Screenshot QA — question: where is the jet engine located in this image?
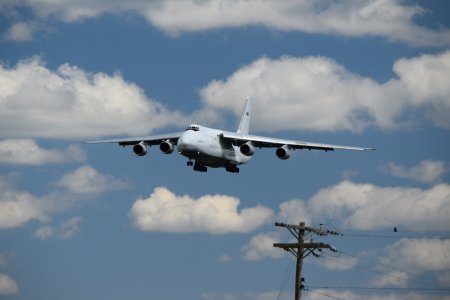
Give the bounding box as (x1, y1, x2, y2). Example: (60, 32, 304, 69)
(160, 140, 174, 154)
(240, 142, 255, 156)
(276, 145, 291, 160)
(133, 141, 147, 156)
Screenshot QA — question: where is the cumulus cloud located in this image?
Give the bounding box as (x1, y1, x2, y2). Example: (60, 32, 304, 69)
(2, 21, 37, 42)
(35, 216, 83, 239)
(0, 139, 85, 165)
(303, 181, 450, 232)
(2, 1, 450, 47)
(382, 238, 450, 275)
(238, 175, 450, 261)
(129, 187, 274, 234)
(34, 225, 54, 239)
(382, 160, 448, 184)
(56, 165, 129, 194)
(204, 290, 449, 300)
(59, 216, 82, 239)
(372, 270, 409, 288)
(241, 232, 284, 261)
(0, 274, 18, 295)
(1, 166, 127, 229)
(199, 51, 450, 132)
(0, 178, 46, 229)
(2, 52, 449, 139)
(322, 255, 359, 271)
(0, 56, 187, 139)
(303, 290, 448, 300)
(371, 238, 450, 289)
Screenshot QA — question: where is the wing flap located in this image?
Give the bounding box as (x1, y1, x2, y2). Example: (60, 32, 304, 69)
(221, 132, 374, 151)
(86, 132, 183, 146)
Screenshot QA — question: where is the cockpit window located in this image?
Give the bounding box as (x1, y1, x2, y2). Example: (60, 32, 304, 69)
(186, 125, 199, 131)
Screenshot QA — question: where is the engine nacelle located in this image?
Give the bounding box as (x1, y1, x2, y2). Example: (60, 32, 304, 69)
(276, 145, 291, 160)
(240, 142, 255, 156)
(133, 141, 147, 156)
(159, 140, 174, 154)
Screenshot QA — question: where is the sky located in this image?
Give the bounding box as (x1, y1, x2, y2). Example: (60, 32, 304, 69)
(0, 0, 450, 299)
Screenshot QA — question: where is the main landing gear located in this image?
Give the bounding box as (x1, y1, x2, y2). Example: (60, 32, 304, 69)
(187, 160, 239, 173)
(226, 165, 240, 173)
(188, 160, 207, 172)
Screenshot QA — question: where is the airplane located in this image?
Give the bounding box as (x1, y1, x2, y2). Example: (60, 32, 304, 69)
(86, 97, 374, 173)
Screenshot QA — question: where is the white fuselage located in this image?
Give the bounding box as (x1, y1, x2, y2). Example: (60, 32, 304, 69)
(177, 124, 251, 168)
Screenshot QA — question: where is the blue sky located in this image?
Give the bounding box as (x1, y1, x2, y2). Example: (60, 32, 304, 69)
(1, 1, 450, 299)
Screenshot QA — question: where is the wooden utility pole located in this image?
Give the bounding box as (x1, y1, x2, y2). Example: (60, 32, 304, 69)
(273, 222, 339, 300)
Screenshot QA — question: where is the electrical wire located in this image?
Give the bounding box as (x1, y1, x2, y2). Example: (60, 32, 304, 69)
(307, 286, 450, 292)
(318, 223, 450, 240)
(336, 250, 441, 289)
(304, 288, 345, 300)
(277, 255, 295, 300)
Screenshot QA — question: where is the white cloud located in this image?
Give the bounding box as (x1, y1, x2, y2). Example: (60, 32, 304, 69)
(218, 254, 231, 262)
(2, 52, 449, 139)
(0, 178, 46, 229)
(129, 187, 274, 234)
(277, 199, 311, 225)
(239, 177, 450, 261)
(370, 238, 450, 289)
(241, 232, 284, 261)
(59, 216, 82, 239)
(56, 165, 129, 194)
(0, 56, 187, 139)
(1, 166, 127, 229)
(322, 255, 359, 271)
(35, 225, 54, 239)
(303, 290, 449, 300)
(202, 293, 237, 300)
(199, 51, 450, 132)
(382, 238, 450, 275)
(382, 160, 448, 184)
(0, 139, 85, 165)
(0, 274, 18, 295)
(202, 292, 292, 300)
(372, 270, 409, 288)
(304, 181, 450, 232)
(142, 0, 450, 47)
(203, 290, 449, 300)
(3, 21, 36, 42)
(35, 216, 82, 239)
(3, 1, 450, 47)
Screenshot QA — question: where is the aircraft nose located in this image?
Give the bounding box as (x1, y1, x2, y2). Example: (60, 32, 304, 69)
(177, 132, 193, 152)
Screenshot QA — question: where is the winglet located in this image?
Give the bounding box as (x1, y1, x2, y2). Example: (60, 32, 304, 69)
(237, 96, 251, 134)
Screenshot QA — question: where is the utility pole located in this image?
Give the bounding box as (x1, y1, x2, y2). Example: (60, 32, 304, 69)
(273, 222, 339, 300)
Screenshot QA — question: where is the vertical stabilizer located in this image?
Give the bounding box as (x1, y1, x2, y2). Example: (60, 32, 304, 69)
(237, 96, 251, 134)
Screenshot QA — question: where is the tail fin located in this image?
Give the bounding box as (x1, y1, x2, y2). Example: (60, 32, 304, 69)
(237, 96, 251, 134)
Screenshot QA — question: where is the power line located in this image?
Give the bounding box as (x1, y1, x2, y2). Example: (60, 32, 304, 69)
(304, 289, 345, 300)
(340, 233, 448, 239)
(277, 255, 295, 300)
(307, 286, 450, 292)
(334, 250, 442, 289)
(315, 224, 448, 290)
(316, 223, 450, 240)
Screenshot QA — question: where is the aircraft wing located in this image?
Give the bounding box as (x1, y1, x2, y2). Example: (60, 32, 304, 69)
(86, 132, 184, 146)
(221, 132, 375, 151)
